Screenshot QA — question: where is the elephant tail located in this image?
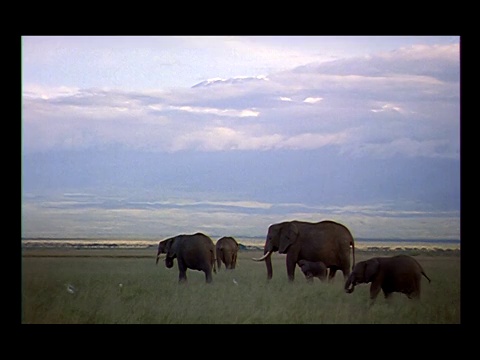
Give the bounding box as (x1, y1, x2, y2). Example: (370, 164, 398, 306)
(351, 238, 356, 271)
(216, 248, 222, 270)
(211, 249, 217, 274)
(415, 258, 431, 283)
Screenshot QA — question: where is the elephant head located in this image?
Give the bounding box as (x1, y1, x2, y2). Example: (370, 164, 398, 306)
(156, 237, 177, 265)
(252, 222, 300, 280)
(344, 258, 379, 293)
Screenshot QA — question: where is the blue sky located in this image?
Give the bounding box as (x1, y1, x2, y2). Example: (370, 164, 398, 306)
(21, 36, 460, 240)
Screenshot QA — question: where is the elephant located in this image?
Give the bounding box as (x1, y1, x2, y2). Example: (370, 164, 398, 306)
(297, 259, 328, 282)
(216, 236, 239, 270)
(156, 232, 217, 283)
(344, 255, 431, 302)
(253, 220, 355, 282)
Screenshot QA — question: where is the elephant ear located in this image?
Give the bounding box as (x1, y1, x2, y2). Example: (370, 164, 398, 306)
(165, 238, 177, 258)
(160, 238, 173, 253)
(364, 258, 380, 283)
(278, 223, 299, 254)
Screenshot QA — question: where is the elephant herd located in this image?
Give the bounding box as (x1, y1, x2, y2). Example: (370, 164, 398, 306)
(156, 220, 431, 302)
(156, 233, 239, 283)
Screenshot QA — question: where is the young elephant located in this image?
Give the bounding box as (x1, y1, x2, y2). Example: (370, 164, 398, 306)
(297, 259, 328, 282)
(216, 236, 239, 270)
(344, 254, 431, 302)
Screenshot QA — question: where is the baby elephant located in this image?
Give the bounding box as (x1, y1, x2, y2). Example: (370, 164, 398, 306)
(344, 254, 431, 302)
(298, 259, 328, 282)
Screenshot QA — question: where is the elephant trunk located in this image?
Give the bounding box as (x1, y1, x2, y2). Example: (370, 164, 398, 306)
(156, 250, 165, 265)
(265, 253, 273, 280)
(345, 274, 355, 293)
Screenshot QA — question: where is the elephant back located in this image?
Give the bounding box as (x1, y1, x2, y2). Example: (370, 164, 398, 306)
(297, 221, 354, 270)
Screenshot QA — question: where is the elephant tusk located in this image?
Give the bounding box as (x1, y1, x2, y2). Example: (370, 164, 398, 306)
(252, 250, 272, 261)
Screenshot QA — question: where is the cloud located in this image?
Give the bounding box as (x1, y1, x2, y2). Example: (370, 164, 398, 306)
(23, 84, 82, 99)
(169, 126, 350, 152)
(21, 41, 460, 241)
(129, 199, 273, 210)
(346, 138, 459, 159)
(172, 105, 259, 117)
(282, 131, 349, 150)
(175, 126, 274, 151)
(370, 103, 403, 113)
(291, 43, 459, 81)
(303, 97, 323, 104)
(22, 43, 459, 159)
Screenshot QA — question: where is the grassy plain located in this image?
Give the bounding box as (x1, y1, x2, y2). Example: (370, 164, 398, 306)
(21, 248, 460, 324)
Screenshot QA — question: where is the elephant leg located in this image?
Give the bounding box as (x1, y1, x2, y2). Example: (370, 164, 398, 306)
(383, 289, 393, 300)
(178, 261, 188, 283)
(328, 268, 338, 283)
(407, 290, 420, 300)
(369, 281, 382, 301)
(178, 270, 187, 283)
(205, 269, 213, 284)
(286, 255, 296, 282)
(411, 280, 421, 299)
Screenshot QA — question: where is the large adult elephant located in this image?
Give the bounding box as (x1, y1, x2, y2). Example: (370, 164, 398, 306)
(253, 220, 355, 282)
(216, 236, 239, 270)
(156, 233, 216, 283)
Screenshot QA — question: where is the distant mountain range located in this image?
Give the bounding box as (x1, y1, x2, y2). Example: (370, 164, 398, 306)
(192, 75, 269, 88)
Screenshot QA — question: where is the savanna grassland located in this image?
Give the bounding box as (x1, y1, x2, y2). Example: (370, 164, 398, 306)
(21, 248, 460, 324)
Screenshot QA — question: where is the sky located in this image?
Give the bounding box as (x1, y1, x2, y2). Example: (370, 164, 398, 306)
(21, 36, 460, 240)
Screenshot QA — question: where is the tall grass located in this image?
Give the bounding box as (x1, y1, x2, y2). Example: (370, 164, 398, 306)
(21, 250, 460, 324)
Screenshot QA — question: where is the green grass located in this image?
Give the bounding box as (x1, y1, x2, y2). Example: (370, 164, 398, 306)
(21, 249, 460, 324)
